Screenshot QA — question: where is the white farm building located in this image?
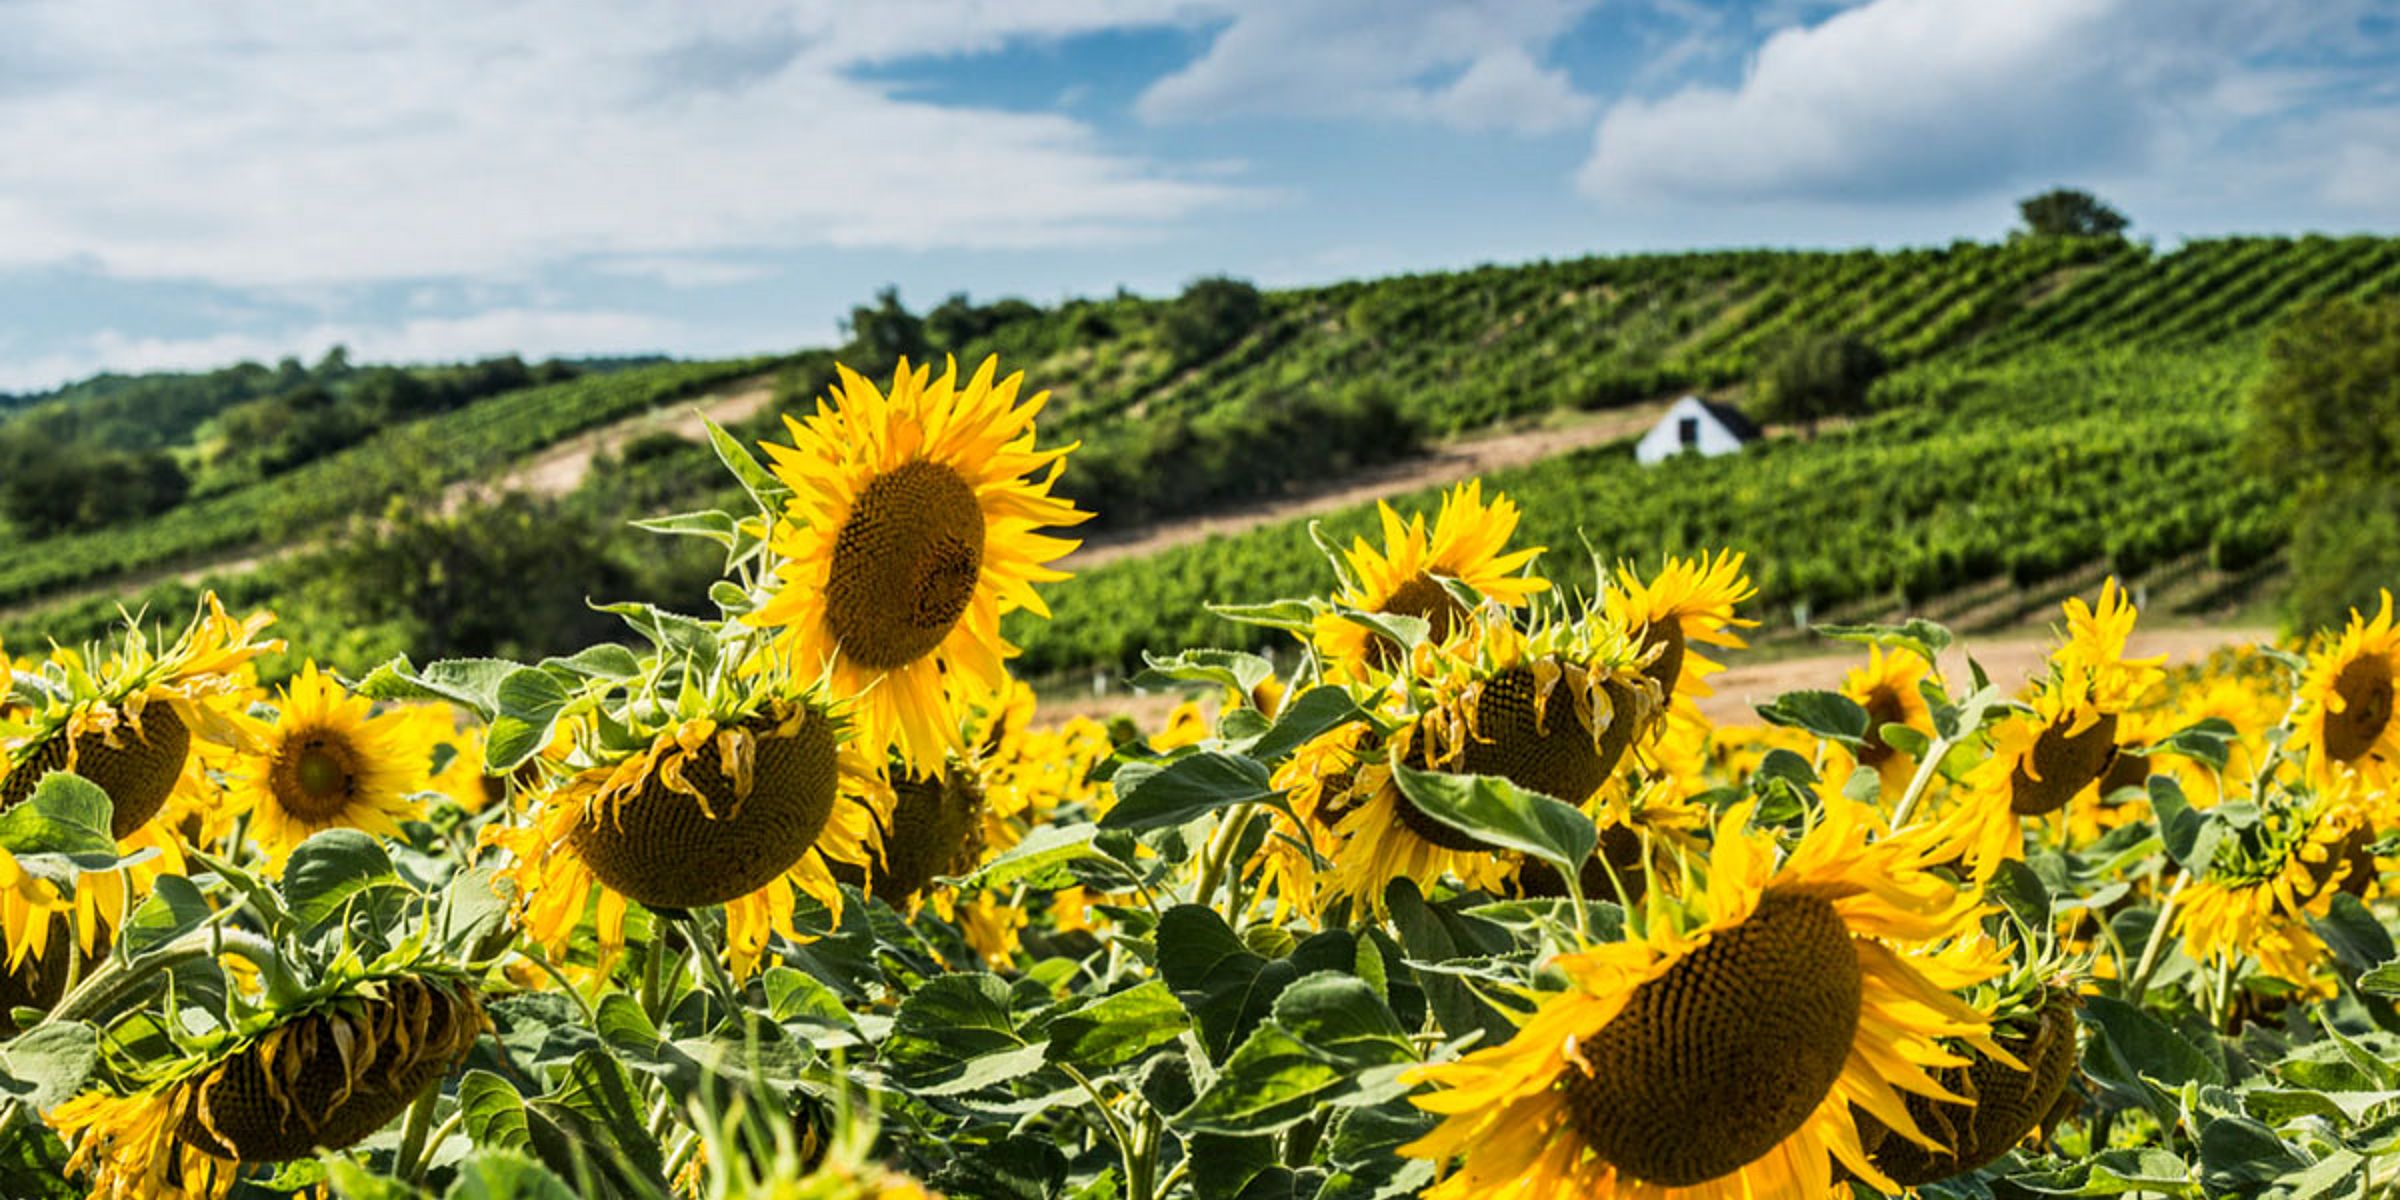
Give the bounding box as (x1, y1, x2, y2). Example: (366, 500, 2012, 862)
(1635, 395, 1762, 465)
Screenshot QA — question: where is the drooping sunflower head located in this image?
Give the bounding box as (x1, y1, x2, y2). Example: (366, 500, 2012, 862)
(1860, 987, 2081, 1187)
(235, 662, 431, 866)
(1604, 550, 1757, 704)
(2177, 788, 2380, 990)
(2296, 590, 2400, 791)
(1405, 802, 2003, 1198)
(1, 594, 277, 840)
(1310, 481, 1548, 680)
(488, 693, 887, 978)
(746, 356, 1090, 772)
(50, 971, 486, 1200)
(862, 758, 988, 911)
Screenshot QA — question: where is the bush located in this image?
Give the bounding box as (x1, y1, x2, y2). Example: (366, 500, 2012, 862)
(1160, 276, 1264, 368)
(2243, 298, 2400, 627)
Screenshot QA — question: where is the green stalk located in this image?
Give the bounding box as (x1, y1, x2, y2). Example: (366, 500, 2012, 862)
(1887, 732, 1954, 831)
(393, 1082, 440, 1187)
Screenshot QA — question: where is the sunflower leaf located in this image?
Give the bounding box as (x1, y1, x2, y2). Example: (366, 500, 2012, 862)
(959, 822, 1108, 891)
(1206, 598, 1321, 636)
(1753, 690, 1870, 747)
(2148, 717, 2237, 772)
(1173, 1023, 1347, 1136)
(1103, 752, 1278, 832)
(701, 413, 790, 516)
(1133, 648, 1274, 697)
(1045, 979, 1190, 1070)
(484, 666, 573, 772)
(0, 772, 117, 861)
(1811, 618, 1954, 665)
(1387, 759, 1596, 879)
(0, 1020, 98, 1112)
(1235, 687, 1362, 766)
(353, 655, 521, 720)
(280, 829, 399, 934)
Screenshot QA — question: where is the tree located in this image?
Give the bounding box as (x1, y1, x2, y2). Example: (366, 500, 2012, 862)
(2244, 297, 2400, 627)
(1751, 331, 1888, 436)
(2017, 188, 2129, 238)
(843, 286, 928, 372)
(1160, 276, 1264, 369)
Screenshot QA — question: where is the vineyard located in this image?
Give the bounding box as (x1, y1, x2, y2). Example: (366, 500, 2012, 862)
(4, 353, 2400, 1200)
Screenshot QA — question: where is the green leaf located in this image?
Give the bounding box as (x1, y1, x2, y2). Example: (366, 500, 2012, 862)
(702, 413, 791, 515)
(589, 602, 719, 668)
(1205, 599, 1320, 636)
(456, 1070, 532, 1150)
(1987, 859, 2053, 929)
(1812, 618, 1953, 665)
(445, 1149, 580, 1200)
(1271, 973, 1413, 1070)
(2150, 717, 2237, 772)
(354, 656, 520, 719)
(484, 666, 573, 772)
(1329, 609, 1429, 661)
(2360, 960, 2400, 996)
(0, 773, 117, 862)
(960, 822, 1110, 891)
(2149, 776, 2222, 873)
(1175, 1023, 1348, 1136)
(629, 509, 740, 549)
(1102, 752, 1278, 832)
(1046, 980, 1191, 1070)
(537, 644, 642, 682)
(1156, 905, 1273, 1059)
(2311, 893, 2397, 973)
(0, 1021, 98, 1111)
(1753, 690, 1870, 747)
(2197, 1116, 2306, 1194)
(1387, 759, 1595, 879)
(1131, 648, 1274, 697)
(279, 829, 398, 933)
(2082, 994, 2224, 1119)
(1238, 687, 1362, 766)
(884, 974, 1042, 1092)
(322, 1161, 416, 1200)
(117, 874, 214, 957)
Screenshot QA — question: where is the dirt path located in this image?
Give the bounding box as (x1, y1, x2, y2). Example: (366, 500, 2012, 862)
(1063, 400, 1671, 569)
(1037, 625, 2277, 731)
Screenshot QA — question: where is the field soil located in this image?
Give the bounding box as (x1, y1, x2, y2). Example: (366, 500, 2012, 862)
(1063, 400, 1671, 569)
(1038, 624, 2275, 731)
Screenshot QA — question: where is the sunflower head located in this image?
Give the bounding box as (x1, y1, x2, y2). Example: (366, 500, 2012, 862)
(1605, 550, 1757, 702)
(1862, 988, 2080, 1186)
(2178, 789, 2379, 987)
(866, 760, 987, 910)
(1, 702, 191, 838)
(746, 356, 1090, 772)
(564, 699, 844, 912)
(1405, 802, 2003, 1198)
(2298, 591, 2400, 790)
(1842, 646, 1934, 787)
(1310, 481, 1547, 681)
(51, 972, 486, 1200)
(238, 662, 431, 864)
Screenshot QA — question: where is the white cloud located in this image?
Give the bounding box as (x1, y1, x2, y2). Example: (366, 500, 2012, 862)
(0, 309, 684, 393)
(1577, 0, 2400, 210)
(1136, 0, 1599, 135)
(0, 2, 1241, 289)
(592, 257, 779, 289)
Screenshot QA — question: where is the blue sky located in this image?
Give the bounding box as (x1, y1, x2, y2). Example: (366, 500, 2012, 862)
(3, 0, 2397, 393)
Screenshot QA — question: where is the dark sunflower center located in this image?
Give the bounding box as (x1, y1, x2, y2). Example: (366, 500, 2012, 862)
(1390, 665, 1608, 852)
(1559, 889, 1861, 1187)
(1370, 573, 1468, 666)
(825, 460, 986, 671)
(2008, 712, 2119, 816)
(1867, 991, 2081, 1186)
(1639, 619, 1688, 699)
(1855, 687, 1909, 768)
(2325, 654, 2395, 765)
(271, 734, 362, 821)
(872, 766, 987, 907)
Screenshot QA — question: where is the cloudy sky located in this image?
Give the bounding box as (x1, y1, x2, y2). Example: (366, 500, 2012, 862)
(4, 0, 2396, 392)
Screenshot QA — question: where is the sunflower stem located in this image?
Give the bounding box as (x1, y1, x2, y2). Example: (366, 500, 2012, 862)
(1887, 732, 1954, 831)
(44, 915, 261, 1028)
(1193, 804, 1256, 922)
(2123, 870, 2188, 1006)
(393, 1080, 441, 1187)
(642, 925, 671, 1022)
(1058, 1061, 1140, 1199)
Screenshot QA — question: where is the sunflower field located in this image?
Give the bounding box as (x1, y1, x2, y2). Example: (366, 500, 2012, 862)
(5, 354, 2400, 1200)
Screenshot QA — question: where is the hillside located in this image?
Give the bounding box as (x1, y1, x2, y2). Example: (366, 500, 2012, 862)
(4, 233, 2393, 673)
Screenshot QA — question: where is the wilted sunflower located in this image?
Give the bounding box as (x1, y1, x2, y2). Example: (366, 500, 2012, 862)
(234, 662, 431, 865)
(2177, 789, 2380, 990)
(489, 695, 887, 977)
(842, 759, 987, 911)
(1857, 987, 2080, 1186)
(49, 972, 486, 1200)
(1605, 551, 1757, 712)
(1405, 801, 2005, 1199)
(748, 356, 1089, 772)
(1311, 481, 1548, 681)
(1837, 646, 1934, 797)
(2296, 591, 2400, 792)
(1324, 620, 1662, 913)
(1, 595, 275, 838)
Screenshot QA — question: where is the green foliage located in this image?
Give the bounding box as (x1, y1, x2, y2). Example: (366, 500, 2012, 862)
(0, 440, 186, 536)
(2243, 298, 2400, 627)
(1160, 276, 1265, 368)
(1751, 329, 1886, 432)
(2018, 187, 2130, 238)
(842, 285, 929, 373)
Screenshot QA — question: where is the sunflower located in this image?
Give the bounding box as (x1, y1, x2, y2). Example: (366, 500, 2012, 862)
(1404, 801, 2004, 1198)
(49, 972, 485, 1200)
(2296, 591, 2400, 792)
(233, 662, 431, 865)
(2177, 789, 2379, 990)
(747, 356, 1089, 772)
(2, 595, 276, 839)
(0, 846, 72, 1035)
(853, 759, 987, 911)
(489, 695, 887, 978)
(1605, 552, 1757, 719)
(1858, 987, 2080, 1186)
(1323, 619, 1663, 913)
(1837, 646, 1934, 797)
(1310, 481, 1548, 681)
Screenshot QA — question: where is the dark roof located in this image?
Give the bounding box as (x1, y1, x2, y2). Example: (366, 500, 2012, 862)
(1696, 399, 1762, 441)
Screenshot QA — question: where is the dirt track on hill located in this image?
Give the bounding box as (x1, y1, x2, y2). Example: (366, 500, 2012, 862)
(1063, 400, 1672, 569)
(1037, 624, 2276, 731)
